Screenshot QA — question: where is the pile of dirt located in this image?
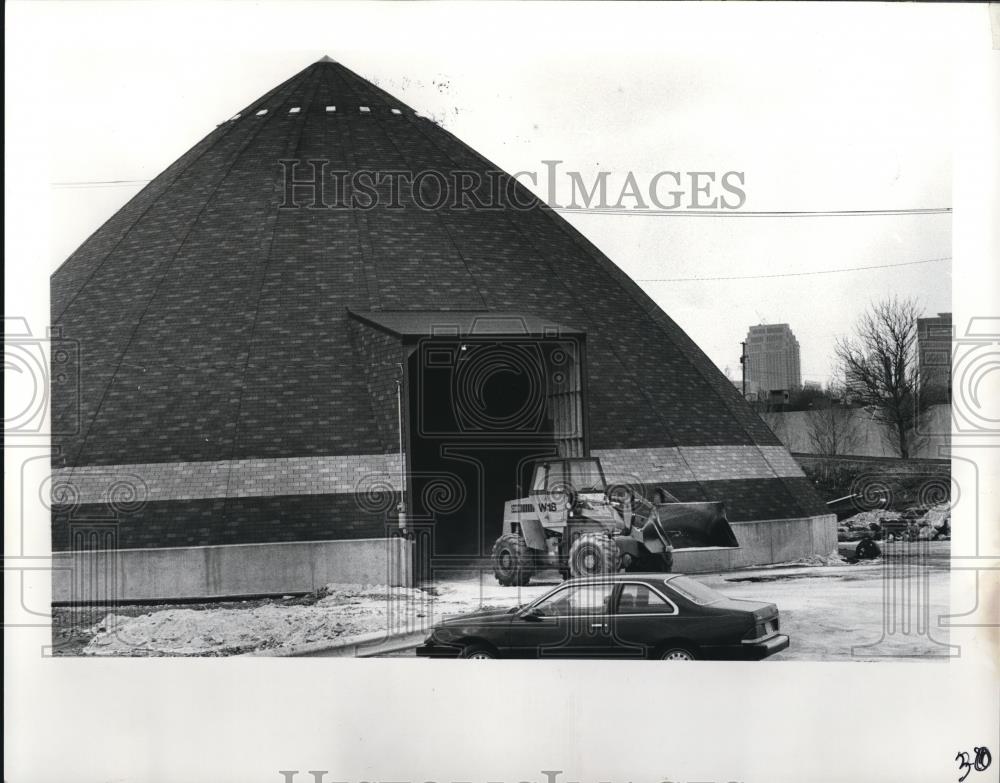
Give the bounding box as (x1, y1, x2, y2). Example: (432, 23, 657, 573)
(85, 605, 358, 656)
(921, 503, 952, 530)
(82, 584, 439, 657)
(79, 579, 528, 657)
(837, 503, 951, 543)
(837, 510, 896, 541)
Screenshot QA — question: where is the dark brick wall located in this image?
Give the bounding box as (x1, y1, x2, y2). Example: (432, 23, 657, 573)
(347, 318, 405, 453)
(51, 477, 826, 552)
(52, 492, 396, 551)
(51, 474, 825, 552)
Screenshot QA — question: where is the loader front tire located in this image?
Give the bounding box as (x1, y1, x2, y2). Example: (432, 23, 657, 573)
(568, 533, 620, 578)
(492, 534, 535, 586)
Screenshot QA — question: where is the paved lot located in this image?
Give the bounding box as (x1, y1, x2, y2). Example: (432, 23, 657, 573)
(378, 542, 952, 661)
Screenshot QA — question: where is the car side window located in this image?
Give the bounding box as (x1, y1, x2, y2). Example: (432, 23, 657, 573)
(616, 583, 675, 614)
(533, 583, 614, 616)
(565, 583, 614, 615)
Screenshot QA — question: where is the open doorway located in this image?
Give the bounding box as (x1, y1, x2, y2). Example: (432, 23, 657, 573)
(407, 336, 584, 557)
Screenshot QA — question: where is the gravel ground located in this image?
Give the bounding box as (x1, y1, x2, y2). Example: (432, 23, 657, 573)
(53, 542, 950, 660)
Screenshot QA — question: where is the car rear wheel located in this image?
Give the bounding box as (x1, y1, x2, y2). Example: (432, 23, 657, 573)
(659, 646, 697, 661)
(568, 533, 619, 578)
(491, 534, 535, 586)
(461, 645, 496, 660)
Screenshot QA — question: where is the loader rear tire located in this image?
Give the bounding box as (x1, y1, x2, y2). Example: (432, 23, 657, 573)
(492, 534, 535, 586)
(568, 533, 620, 578)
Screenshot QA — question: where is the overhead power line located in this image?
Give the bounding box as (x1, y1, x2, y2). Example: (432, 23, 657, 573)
(637, 256, 949, 283)
(51, 179, 152, 189)
(48, 179, 954, 219)
(557, 207, 951, 217)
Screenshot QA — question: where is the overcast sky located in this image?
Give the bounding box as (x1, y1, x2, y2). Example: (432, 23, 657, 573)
(17, 2, 963, 386)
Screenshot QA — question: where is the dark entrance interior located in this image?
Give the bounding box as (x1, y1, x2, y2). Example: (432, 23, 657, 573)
(407, 336, 583, 558)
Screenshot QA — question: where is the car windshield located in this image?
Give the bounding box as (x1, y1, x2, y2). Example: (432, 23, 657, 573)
(666, 576, 724, 605)
(566, 460, 605, 493)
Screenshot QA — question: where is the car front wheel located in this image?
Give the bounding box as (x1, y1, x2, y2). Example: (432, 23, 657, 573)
(659, 646, 697, 661)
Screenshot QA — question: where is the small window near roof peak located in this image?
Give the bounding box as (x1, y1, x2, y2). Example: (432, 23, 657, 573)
(391, 108, 402, 115)
(359, 106, 371, 113)
(326, 105, 336, 113)
(255, 109, 268, 116)
(289, 106, 301, 114)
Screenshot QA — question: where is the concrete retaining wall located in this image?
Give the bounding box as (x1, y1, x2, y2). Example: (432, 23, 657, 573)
(759, 404, 950, 459)
(53, 514, 835, 601)
(52, 537, 413, 604)
(672, 513, 838, 573)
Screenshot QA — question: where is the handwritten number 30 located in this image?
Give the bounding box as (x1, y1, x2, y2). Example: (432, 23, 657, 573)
(956, 747, 992, 782)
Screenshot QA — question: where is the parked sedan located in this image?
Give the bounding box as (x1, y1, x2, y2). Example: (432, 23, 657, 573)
(416, 573, 789, 660)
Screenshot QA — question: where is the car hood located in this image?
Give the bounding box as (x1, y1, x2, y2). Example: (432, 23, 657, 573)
(438, 607, 515, 626)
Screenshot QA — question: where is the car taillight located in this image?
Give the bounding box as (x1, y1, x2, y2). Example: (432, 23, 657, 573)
(743, 622, 766, 641)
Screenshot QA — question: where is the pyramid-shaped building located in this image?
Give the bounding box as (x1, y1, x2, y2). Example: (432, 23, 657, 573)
(51, 58, 835, 586)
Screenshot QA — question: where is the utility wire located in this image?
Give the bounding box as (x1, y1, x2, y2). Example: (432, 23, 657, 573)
(51, 179, 151, 189)
(558, 207, 951, 217)
(637, 256, 949, 282)
(49, 179, 954, 218)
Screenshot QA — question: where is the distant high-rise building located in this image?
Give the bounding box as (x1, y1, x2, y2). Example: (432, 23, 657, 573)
(744, 324, 801, 393)
(917, 312, 952, 399)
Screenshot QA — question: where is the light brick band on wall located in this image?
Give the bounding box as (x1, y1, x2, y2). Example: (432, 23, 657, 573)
(53, 453, 405, 505)
(52, 446, 803, 506)
(593, 446, 805, 484)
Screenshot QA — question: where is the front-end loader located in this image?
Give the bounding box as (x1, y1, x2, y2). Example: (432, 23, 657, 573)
(491, 457, 739, 586)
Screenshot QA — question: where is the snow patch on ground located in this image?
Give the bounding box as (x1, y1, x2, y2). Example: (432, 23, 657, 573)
(751, 551, 847, 568)
(86, 603, 379, 656)
(82, 577, 556, 657)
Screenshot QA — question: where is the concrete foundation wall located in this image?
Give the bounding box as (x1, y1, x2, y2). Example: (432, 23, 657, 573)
(53, 537, 413, 604)
(672, 513, 838, 573)
(53, 515, 835, 601)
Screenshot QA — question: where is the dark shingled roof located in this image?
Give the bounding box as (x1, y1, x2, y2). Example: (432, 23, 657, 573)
(50, 56, 825, 520)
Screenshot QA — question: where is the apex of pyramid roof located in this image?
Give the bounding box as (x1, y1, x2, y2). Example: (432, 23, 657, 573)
(317, 55, 337, 64)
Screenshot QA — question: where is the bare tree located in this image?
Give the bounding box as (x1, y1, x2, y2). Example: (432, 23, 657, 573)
(835, 297, 925, 458)
(759, 411, 792, 449)
(805, 402, 860, 456)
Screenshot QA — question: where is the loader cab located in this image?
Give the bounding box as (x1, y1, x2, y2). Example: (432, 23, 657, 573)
(529, 458, 608, 500)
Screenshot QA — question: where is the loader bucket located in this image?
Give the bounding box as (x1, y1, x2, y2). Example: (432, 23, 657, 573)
(654, 501, 740, 549)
